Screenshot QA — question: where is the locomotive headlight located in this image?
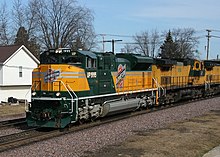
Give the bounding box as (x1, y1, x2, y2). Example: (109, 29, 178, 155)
(32, 92, 36, 96)
(89, 106, 94, 110)
(56, 92, 61, 97)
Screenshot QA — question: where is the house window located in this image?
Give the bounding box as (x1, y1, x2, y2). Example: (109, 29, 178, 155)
(19, 66, 22, 77)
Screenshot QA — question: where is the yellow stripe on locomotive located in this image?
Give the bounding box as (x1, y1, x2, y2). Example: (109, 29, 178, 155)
(32, 64, 90, 92)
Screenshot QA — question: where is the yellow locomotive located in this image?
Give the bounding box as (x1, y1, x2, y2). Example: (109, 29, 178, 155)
(26, 48, 220, 128)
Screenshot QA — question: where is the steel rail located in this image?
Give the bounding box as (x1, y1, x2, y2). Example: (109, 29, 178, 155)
(0, 118, 26, 130)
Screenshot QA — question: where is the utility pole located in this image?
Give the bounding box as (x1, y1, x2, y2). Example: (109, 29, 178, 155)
(100, 34, 106, 52)
(206, 29, 212, 60)
(103, 39, 122, 53)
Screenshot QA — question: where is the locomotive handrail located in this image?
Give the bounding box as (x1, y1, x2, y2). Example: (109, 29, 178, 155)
(205, 81, 211, 90)
(60, 81, 78, 122)
(60, 81, 73, 112)
(152, 77, 166, 96)
(66, 83, 79, 122)
(32, 81, 41, 91)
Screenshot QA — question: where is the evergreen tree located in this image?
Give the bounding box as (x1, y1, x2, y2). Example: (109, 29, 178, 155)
(28, 37, 40, 58)
(14, 27, 29, 45)
(159, 30, 178, 59)
(14, 26, 40, 58)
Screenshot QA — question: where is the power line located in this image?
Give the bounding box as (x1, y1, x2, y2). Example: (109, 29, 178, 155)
(97, 33, 133, 38)
(210, 29, 220, 32)
(97, 33, 207, 40)
(103, 39, 123, 53)
(211, 35, 220, 38)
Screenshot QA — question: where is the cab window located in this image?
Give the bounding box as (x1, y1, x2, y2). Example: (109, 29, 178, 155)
(86, 57, 96, 69)
(195, 63, 200, 69)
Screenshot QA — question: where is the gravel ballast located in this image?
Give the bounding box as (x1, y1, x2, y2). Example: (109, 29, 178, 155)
(0, 114, 26, 137)
(0, 97, 220, 157)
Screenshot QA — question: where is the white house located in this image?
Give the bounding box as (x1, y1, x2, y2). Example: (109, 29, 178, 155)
(0, 45, 40, 103)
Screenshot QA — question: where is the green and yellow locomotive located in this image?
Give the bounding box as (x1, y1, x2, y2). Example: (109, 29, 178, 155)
(26, 48, 156, 128)
(26, 48, 220, 128)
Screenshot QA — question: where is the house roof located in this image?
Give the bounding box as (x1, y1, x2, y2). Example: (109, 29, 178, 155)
(0, 45, 40, 65)
(0, 45, 21, 63)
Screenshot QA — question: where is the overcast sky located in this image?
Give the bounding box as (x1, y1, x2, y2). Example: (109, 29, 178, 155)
(79, 0, 220, 59)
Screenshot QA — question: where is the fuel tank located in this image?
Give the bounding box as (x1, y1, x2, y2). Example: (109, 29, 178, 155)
(101, 98, 140, 117)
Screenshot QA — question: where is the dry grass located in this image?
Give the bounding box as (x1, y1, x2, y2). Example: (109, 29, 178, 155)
(90, 110, 220, 157)
(0, 104, 25, 117)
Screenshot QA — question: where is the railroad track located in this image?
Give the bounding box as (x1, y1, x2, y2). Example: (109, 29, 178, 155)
(0, 127, 47, 152)
(0, 109, 156, 153)
(0, 95, 217, 153)
(0, 118, 26, 130)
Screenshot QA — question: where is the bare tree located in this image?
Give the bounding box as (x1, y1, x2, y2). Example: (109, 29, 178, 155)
(150, 29, 161, 57)
(132, 30, 161, 56)
(27, 0, 95, 50)
(121, 43, 136, 53)
(70, 20, 96, 50)
(12, 0, 24, 28)
(133, 31, 150, 56)
(0, 2, 10, 45)
(12, 0, 38, 43)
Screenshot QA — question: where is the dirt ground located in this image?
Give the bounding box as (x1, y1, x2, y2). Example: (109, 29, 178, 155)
(87, 110, 220, 157)
(0, 103, 25, 117)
